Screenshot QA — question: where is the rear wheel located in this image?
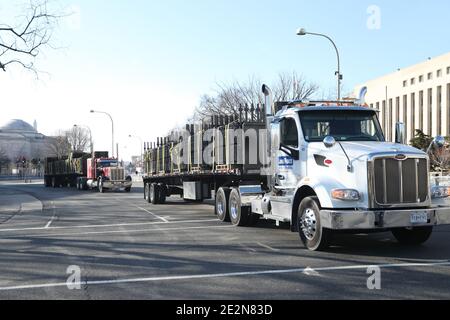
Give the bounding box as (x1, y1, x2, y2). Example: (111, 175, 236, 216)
(144, 183, 148, 200)
(149, 183, 159, 204)
(229, 188, 251, 227)
(215, 188, 231, 222)
(392, 227, 433, 245)
(297, 196, 330, 251)
(158, 184, 166, 204)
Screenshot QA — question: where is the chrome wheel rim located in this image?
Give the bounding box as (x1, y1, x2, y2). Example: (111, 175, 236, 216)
(217, 196, 224, 216)
(230, 198, 238, 220)
(300, 208, 317, 240)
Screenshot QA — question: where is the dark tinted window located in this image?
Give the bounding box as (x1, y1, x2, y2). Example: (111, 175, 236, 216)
(299, 110, 384, 142)
(280, 118, 299, 148)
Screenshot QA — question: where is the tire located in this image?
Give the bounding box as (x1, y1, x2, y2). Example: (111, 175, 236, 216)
(215, 188, 231, 222)
(125, 176, 132, 193)
(158, 184, 166, 204)
(297, 196, 330, 251)
(145, 183, 151, 203)
(144, 183, 148, 200)
(229, 188, 250, 227)
(149, 183, 159, 205)
(98, 178, 105, 193)
(392, 227, 433, 245)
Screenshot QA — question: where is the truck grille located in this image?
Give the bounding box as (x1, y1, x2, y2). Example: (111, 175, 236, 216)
(372, 157, 428, 206)
(110, 168, 124, 181)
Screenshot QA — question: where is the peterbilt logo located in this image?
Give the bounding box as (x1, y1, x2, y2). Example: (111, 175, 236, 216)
(394, 154, 407, 161)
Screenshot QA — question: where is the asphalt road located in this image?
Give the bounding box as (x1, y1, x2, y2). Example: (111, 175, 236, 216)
(0, 180, 449, 300)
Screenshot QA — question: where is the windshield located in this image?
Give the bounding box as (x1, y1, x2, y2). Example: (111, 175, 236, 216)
(97, 160, 118, 168)
(299, 110, 385, 142)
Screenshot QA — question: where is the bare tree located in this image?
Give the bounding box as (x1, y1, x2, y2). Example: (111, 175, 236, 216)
(272, 72, 318, 102)
(0, 0, 60, 75)
(194, 72, 318, 119)
(47, 131, 71, 158)
(65, 126, 91, 153)
(430, 143, 450, 174)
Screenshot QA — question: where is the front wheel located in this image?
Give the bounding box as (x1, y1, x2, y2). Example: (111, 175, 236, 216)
(392, 227, 433, 245)
(98, 178, 105, 193)
(297, 196, 331, 251)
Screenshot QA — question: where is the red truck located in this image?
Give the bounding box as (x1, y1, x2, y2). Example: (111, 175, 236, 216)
(44, 151, 132, 193)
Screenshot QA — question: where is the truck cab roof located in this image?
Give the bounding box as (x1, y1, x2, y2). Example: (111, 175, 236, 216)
(275, 103, 378, 117)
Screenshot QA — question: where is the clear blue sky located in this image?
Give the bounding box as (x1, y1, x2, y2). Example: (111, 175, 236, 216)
(1, 0, 450, 159)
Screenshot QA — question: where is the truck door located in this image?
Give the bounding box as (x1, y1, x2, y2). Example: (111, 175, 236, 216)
(277, 117, 301, 189)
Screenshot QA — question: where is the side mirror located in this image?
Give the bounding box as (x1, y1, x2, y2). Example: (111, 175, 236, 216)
(395, 122, 406, 145)
(323, 136, 336, 148)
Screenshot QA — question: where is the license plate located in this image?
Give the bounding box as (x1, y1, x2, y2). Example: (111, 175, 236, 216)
(411, 212, 428, 224)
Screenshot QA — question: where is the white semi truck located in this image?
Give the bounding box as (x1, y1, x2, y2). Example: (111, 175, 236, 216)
(142, 85, 450, 251)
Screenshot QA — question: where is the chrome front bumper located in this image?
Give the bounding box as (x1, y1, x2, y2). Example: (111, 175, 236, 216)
(103, 180, 132, 190)
(320, 206, 450, 230)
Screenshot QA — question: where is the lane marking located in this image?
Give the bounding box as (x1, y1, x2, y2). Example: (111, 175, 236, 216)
(0, 224, 234, 238)
(44, 202, 57, 229)
(0, 219, 219, 233)
(1, 261, 449, 291)
(302, 267, 322, 277)
(130, 204, 169, 223)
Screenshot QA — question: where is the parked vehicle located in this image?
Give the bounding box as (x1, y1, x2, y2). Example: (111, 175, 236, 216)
(44, 151, 132, 193)
(141, 85, 450, 250)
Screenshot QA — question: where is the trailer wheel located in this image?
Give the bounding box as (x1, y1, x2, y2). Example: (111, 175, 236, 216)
(149, 183, 159, 204)
(144, 183, 148, 200)
(297, 196, 330, 251)
(215, 188, 231, 222)
(158, 184, 166, 204)
(82, 179, 88, 191)
(392, 227, 433, 245)
(229, 188, 250, 227)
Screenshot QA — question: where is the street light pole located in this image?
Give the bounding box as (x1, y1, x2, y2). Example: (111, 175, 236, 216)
(297, 28, 342, 101)
(90, 110, 115, 158)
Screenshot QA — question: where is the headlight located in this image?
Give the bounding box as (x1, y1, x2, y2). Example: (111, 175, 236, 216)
(331, 189, 360, 201)
(431, 186, 450, 199)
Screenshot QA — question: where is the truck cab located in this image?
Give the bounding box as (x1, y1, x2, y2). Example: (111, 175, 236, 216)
(84, 157, 132, 192)
(243, 87, 450, 251)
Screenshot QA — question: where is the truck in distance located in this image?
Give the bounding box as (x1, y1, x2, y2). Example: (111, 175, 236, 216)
(141, 85, 450, 251)
(44, 151, 132, 193)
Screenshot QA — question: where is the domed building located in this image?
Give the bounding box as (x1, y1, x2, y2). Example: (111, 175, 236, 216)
(0, 119, 57, 174)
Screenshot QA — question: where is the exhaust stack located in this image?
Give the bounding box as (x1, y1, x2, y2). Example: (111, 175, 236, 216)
(262, 84, 274, 117)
